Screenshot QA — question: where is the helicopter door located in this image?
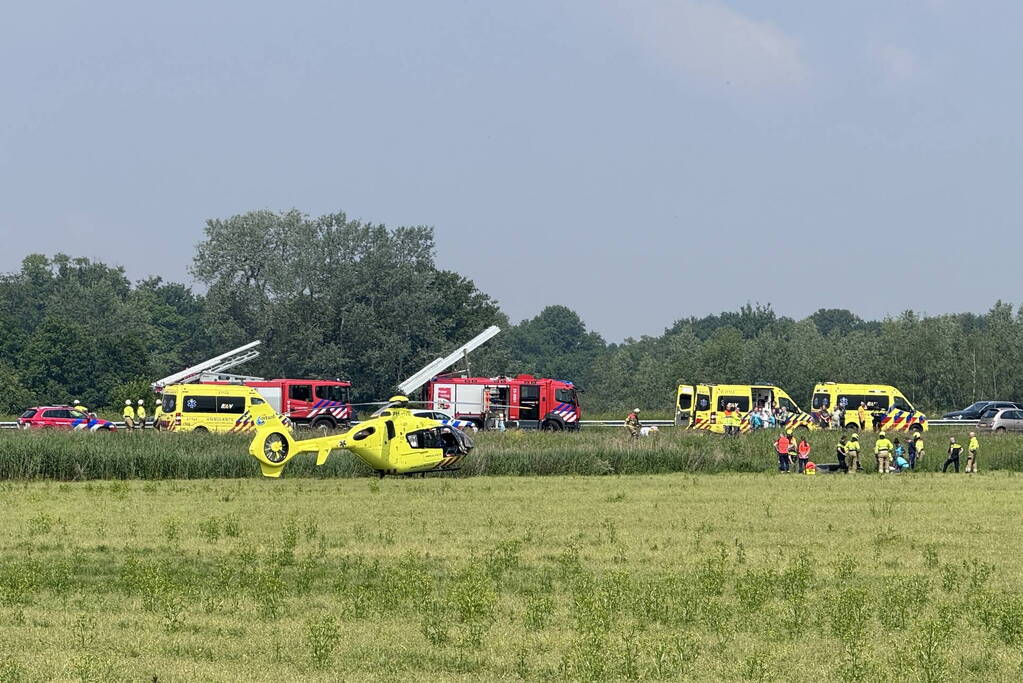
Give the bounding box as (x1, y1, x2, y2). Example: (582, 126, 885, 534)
(518, 385, 541, 429)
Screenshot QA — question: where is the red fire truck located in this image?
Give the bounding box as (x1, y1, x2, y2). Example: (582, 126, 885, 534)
(233, 379, 352, 430)
(421, 374, 580, 430)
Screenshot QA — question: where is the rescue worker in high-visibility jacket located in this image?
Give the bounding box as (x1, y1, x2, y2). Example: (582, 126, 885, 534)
(874, 431, 894, 474)
(857, 403, 869, 432)
(72, 399, 89, 416)
(624, 409, 641, 438)
(966, 431, 980, 474)
(836, 434, 849, 473)
(846, 433, 861, 474)
(774, 432, 791, 472)
(136, 400, 147, 429)
(122, 400, 135, 429)
(722, 404, 736, 436)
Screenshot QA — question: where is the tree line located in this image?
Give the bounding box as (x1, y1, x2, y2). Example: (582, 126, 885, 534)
(1, 209, 1019, 415)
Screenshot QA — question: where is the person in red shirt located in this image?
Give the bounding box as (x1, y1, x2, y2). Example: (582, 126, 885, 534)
(797, 437, 811, 473)
(774, 432, 791, 473)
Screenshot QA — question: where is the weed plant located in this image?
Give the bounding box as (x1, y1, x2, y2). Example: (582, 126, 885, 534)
(2, 425, 1021, 480)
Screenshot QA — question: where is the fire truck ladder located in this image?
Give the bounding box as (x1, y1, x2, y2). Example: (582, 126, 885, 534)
(397, 326, 501, 396)
(151, 341, 264, 391)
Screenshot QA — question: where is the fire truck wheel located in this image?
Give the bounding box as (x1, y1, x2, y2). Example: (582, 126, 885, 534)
(312, 417, 335, 433)
(542, 419, 564, 432)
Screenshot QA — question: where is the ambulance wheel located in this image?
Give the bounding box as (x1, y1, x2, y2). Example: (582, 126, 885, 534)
(193, 426, 209, 434)
(262, 432, 290, 463)
(312, 417, 335, 433)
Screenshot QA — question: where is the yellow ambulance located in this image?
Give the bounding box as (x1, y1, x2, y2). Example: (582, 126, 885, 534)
(810, 382, 928, 432)
(155, 384, 279, 434)
(674, 383, 816, 434)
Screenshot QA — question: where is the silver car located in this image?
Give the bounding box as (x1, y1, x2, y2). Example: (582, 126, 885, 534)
(978, 407, 1023, 432)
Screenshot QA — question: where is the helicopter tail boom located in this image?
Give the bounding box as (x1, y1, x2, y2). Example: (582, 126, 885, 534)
(249, 414, 346, 477)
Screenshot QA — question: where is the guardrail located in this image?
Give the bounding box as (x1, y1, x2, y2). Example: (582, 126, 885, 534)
(580, 419, 980, 428)
(0, 421, 145, 430)
(0, 418, 982, 431)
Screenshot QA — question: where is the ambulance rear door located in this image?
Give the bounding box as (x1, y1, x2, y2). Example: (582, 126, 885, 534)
(676, 384, 696, 426)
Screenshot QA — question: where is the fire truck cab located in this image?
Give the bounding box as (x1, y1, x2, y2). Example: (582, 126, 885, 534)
(422, 375, 580, 431)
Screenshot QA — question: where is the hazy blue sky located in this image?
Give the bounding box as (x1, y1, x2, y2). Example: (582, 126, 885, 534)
(2, 1, 1021, 340)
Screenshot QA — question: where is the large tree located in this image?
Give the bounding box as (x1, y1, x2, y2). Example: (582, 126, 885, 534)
(191, 210, 505, 399)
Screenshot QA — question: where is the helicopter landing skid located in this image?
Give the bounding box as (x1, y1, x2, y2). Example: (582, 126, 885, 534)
(400, 467, 461, 478)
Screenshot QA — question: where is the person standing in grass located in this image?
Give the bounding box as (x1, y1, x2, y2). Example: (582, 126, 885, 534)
(836, 434, 849, 473)
(966, 431, 980, 473)
(846, 433, 861, 473)
(943, 436, 963, 473)
(136, 399, 147, 429)
(122, 400, 135, 429)
(874, 431, 894, 474)
(912, 432, 924, 468)
(774, 431, 790, 472)
(797, 436, 811, 473)
(857, 402, 868, 432)
(624, 409, 641, 438)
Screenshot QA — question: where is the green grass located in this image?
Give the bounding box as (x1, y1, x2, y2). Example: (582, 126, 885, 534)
(2, 473, 1023, 680)
(0, 426, 1016, 480)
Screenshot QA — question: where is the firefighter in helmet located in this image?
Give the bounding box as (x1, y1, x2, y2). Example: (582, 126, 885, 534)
(122, 400, 135, 429)
(625, 409, 641, 438)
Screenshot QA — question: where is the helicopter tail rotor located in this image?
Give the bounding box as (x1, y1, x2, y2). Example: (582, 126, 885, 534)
(249, 414, 299, 477)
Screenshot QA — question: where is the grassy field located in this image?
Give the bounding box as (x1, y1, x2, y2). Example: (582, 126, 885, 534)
(3, 473, 1023, 681)
(0, 425, 1020, 480)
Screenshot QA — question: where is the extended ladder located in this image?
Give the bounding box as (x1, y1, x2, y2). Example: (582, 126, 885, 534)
(151, 341, 263, 391)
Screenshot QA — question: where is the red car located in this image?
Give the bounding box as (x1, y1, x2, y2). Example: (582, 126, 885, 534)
(17, 406, 116, 431)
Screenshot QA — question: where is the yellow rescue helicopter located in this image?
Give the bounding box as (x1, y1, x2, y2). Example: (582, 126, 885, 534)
(248, 395, 474, 478)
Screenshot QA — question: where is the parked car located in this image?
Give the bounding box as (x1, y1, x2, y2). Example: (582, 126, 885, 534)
(943, 401, 1023, 420)
(17, 406, 116, 431)
(978, 407, 1023, 432)
(410, 410, 478, 432)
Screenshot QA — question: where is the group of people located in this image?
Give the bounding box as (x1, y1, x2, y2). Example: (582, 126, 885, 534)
(813, 401, 891, 431)
(121, 400, 148, 429)
(773, 429, 981, 474)
(744, 401, 792, 431)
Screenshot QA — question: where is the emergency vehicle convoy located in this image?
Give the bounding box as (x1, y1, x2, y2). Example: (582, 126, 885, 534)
(208, 379, 352, 430)
(674, 381, 929, 434)
(674, 383, 816, 433)
(418, 374, 580, 431)
(150, 341, 354, 432)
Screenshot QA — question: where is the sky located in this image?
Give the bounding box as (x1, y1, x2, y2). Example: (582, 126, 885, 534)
(2, 0, 1022, 341)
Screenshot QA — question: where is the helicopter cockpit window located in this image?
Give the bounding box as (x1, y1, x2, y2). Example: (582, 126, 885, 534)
(406, 429, 440, 449)
(352, 426, 375, 441)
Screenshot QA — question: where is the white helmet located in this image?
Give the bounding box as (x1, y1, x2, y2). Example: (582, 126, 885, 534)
(125, 400, 131, 406)
(73, 399, 80, 405)
(137, 399, 144, 405)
